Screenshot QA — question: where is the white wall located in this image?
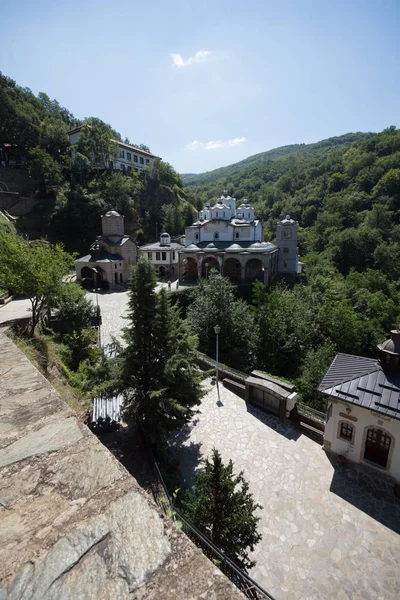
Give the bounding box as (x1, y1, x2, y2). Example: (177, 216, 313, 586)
(325, 399, 400, 482)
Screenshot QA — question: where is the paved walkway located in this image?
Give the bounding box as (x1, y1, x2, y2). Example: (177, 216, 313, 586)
(169, 380, 400, 600)
(86, 280, 180, 347)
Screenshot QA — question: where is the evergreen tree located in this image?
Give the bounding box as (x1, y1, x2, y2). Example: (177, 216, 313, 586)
(123, 259, 204, 442)
(184, 448, 262, 570)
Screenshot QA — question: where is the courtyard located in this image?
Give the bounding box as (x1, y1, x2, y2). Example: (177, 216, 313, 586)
(169, 380, 400, 600)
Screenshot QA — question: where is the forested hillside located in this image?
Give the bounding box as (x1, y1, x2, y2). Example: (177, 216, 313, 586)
(182, 132, 373, 186)
(0, 72, 197, 251)
(182, 127, 400, 408)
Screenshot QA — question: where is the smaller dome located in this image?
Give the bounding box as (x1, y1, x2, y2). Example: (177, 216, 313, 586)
(249, 242, 263, 249)
(205, 243, 217, 249)
(186, 243, 199, 250)
(227, 243, 242, 250)
(105, 210, 121, 217)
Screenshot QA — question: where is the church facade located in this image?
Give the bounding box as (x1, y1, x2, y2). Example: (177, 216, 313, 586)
(75, 211, 137, 289)
(178, 191, 299, 285)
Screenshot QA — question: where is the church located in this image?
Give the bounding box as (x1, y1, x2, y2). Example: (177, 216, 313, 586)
(75, 211, 137, 289)
(178, 190, 299, 284)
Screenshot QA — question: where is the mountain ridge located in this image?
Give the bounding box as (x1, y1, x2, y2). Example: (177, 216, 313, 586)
(181, 132, 375, 187)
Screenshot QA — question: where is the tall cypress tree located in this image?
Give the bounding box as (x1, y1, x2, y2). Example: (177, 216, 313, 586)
(123, 259, 204, 442)
(184, 448, 262, 570)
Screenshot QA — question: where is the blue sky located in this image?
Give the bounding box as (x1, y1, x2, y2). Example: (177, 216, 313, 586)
(1, 0, 399, 174)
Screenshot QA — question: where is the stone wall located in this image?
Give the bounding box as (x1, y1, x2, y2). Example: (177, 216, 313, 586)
(0, 332, 243, 600)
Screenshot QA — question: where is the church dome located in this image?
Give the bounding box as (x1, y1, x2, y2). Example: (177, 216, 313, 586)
(105, 210, 121, 217)
(205, 243, 217, 250)
(249, 242, 263, 249)
(186, 243, 199, 250)
(226, 243, 242, 251)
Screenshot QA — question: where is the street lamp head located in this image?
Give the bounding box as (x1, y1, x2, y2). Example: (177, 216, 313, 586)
(214, 325, 221, 335)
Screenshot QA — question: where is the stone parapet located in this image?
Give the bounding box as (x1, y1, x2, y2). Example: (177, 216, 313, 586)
(0, 332, 243, 600)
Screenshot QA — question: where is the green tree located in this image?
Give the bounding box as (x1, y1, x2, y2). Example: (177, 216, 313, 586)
(52, 282, 95, 334)
(0, 230, 74, 335)
(123, 259, 203, 442)
(296, 343, 336, 411)
(184, 448, 262, 570)
(187, 272, 257, 370)
(28, 146, 63, 190)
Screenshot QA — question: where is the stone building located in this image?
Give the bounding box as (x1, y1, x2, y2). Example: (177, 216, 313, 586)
(320, 329, 400, 482)
(75, 211, 137, 288)
(178, 190, 299, 284)
(139, 232, 183, 278)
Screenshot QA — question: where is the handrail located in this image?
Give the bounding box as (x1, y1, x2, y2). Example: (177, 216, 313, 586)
(138, 421, 275, 600)
(296, 402, 326, 423)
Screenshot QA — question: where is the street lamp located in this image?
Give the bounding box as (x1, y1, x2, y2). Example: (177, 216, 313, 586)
(214, 325, 221, 388)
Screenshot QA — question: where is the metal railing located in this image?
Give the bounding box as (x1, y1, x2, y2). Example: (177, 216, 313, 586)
(138, 422, 275, 600)
(296, 402, 326, 424)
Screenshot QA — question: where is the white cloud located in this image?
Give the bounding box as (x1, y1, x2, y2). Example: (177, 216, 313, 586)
(171, 50, 211, 68)
(186, 137, 247, 151)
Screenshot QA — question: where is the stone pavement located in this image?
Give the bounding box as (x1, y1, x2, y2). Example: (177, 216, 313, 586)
(85, 280, 180, 347)
(169, 379, 400, 600)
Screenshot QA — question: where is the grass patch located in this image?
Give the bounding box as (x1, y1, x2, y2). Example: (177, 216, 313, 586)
(6, 329, 91, 417)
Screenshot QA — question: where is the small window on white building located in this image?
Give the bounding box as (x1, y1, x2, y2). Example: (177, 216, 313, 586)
(115, 264, 117, 269)
(195, 233, 199, 240)
(127, 165, 132, 172)
(140, 156, 144, 165)
(339, 422, 354, 443)
(162, 252, 166, 261)
(146, 159, 149, 165)
(156, 252, 160, 260)
(121, 164, 125, 171)
(109, 161, 114, 169)
(214, 233, 219, 240)
(134, 155, 138, 163)
(120, 150, 125, 159)
(216, 212, 218, 217)
(172, 252, 176, 260)
(235, 232, 239, 239)
(127, 152, 131, 161)
(148, 252, 152, 260)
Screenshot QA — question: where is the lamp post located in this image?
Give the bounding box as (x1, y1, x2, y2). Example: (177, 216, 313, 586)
(214, 325, 221, 388)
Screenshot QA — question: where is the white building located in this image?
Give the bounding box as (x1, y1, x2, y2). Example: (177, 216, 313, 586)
(320, 329, 400, 483)
(75, 211, 137, 288)
(67, 125, 158, 173)
(139, 232, 183, 278)
(179, 190, 298, 284)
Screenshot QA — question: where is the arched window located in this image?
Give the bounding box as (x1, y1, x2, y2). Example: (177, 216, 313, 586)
(235, 232, 239, 239)
(195, 233, 199, 240)
(214, 232, 219, 240)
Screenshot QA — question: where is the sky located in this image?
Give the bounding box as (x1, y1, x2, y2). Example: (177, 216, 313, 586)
(1, 0, 399, 174)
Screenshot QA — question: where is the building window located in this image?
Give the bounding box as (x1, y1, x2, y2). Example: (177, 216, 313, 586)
(162, 252, 166, 261)
(172, 252, 176, 260)
(148, 252, 152, 260)
(140, 156, 144, 164)
(146, 159, 149, 165)
(214, 232, 219, 240)
(127, 152, 131, 161)
(120, 150, 125, 159)
(339, 421, 354, 443)
(127, 165, 132, 172)
(109, 161, 114, 170)
(195, 233, 199, 240)
(235, 232, 239, 239)
(156, 252, 160, 260)
(223, 212, 225, 217)
(216, 212, 218, 217)
(283, 247, 289, 253)
(134, 155, 138, 163)
(121, 164, 125, 171)
(283, 228, 292, 239)
(115, 264, 117, 269)
(284, 260, 288, 268)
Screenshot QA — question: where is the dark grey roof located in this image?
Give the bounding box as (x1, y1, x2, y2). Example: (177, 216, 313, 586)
(181, 240, 278, 253)
(139, 241, 183, 251)
(75, 250, 123, 263)
(101, 236, 132, 247)
(319, 353, 400, 420)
